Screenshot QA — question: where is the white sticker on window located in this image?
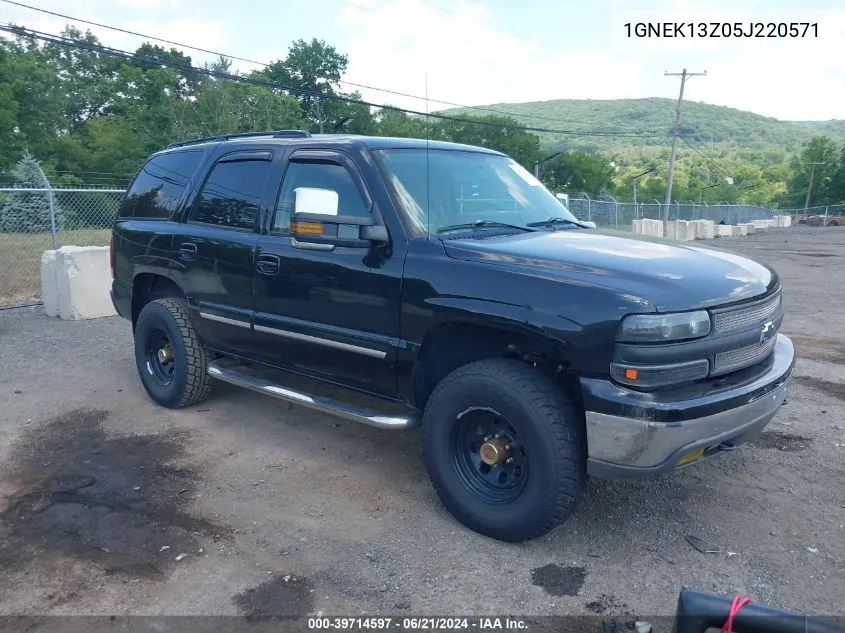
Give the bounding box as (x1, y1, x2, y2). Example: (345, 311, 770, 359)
(508, 162, 542, 187)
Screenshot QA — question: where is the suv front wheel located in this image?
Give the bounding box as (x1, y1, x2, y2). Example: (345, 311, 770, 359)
(421, 358, 587, 542)
(133, 298, 214, 408)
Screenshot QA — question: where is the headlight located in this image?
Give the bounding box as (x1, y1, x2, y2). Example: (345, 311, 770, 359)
(617, 310, 711, 343)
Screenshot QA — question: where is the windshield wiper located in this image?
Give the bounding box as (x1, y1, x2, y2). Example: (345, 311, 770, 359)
(436, 220, 538, 234)
(526, 217, 589, 229)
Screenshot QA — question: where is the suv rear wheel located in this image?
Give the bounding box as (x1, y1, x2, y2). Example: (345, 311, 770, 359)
(133, 298, 213, 408)
(421, 358, 587, 542)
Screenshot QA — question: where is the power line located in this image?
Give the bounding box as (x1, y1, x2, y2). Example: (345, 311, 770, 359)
(0, 23, 665, 140)
(0, 0, 653, 132)
(679, 135, 735, 184)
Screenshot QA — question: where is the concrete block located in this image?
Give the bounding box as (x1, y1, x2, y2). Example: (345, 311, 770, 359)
(739, 223, 755, 234)
(714, 225, 733, 237)
(731, 225, 749, 237)
(693, 219, 715, 239)
(775, 215, 792, 227)
(644, 219, 664, 237)
(751, 219, 772, 231)
(40, 246, 116, 320)
(40, 250, 61, 317)
(665, 220, 696, 241)
(632, 219, 664, 237)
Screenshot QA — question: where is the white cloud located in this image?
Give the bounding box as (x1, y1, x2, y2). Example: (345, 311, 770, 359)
(338, 0, 845, 121)
(340, 0, 644, 114)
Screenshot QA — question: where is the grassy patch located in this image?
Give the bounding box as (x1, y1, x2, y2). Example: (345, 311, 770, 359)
(0, 229, 111, 305)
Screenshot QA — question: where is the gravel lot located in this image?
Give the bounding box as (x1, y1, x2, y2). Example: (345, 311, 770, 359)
(0, 226, 843, 625)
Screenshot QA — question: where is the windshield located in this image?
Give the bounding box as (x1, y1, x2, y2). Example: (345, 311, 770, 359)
(373, 149, 580, 236)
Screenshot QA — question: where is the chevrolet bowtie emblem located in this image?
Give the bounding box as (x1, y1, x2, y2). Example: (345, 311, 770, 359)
(760, 321, 775, 345)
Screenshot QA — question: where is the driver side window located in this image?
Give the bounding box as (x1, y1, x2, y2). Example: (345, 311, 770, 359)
(272, 160, 369, 233)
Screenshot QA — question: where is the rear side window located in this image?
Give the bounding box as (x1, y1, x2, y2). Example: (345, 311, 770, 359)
(190, 158, 273, 231)
(119, 150, 202, 219)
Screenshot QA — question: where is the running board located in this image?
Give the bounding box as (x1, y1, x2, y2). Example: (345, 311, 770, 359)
(207, 358, 420, 430)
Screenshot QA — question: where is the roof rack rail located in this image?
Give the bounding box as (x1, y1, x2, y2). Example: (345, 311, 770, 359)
(166, 130, 312, 149)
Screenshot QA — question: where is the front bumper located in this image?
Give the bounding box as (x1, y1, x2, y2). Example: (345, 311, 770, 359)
(581, 333, 795, 479)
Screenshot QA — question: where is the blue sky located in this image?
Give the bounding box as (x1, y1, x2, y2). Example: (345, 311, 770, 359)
(4, 0, 844, 120)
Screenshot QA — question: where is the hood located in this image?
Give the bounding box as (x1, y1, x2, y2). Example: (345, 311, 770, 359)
(442, 228, 777, 312)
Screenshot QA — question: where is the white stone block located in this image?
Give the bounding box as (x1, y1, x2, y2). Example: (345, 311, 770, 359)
(775, 215, 792, 227)
(646, 219, 664, 237)
(714, 225, 733, 237)
(40, 250, 61, 317)
(731, 225, 749, 237)
(40, 246, 116, 320)
(665, 220, 695, 241)
(633, 219, 664, 237)
(751, 219, 772, 231)
(693, 220, 715, 239)
(739, 223, 755, 234)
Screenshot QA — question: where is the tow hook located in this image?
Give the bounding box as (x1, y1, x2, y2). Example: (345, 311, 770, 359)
(717, 442, 738, 452)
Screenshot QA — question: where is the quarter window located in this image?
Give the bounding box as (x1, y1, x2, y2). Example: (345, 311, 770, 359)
(119, 150, 202, 219)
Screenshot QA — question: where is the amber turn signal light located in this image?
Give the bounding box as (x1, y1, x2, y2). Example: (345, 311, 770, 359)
(291, 221, 323, 235)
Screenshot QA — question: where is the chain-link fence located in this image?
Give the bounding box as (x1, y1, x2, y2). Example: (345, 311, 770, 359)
(0, 186, 843, 308)
(0, 187, 125, 307)
(564, 194, 844, 229)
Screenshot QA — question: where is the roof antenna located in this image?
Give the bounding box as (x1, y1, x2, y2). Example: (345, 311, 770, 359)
(425, 70, 430, 237)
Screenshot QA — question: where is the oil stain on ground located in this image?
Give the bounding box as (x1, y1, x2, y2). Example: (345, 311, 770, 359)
(795, 376, 845, 402)
(0, 408, 229, 582)
(584, 593, 631, 615)
(530, 564, 586, 597)
(749, 430, 811, 452)
(233, 574, 316, 618)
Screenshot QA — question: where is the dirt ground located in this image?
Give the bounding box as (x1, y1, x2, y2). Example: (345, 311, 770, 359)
(0, 226, 843, 626)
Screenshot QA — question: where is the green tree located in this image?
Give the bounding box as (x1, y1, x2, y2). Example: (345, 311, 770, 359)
(374, 108, 428, 138)
(0, 151, 60, 233)
(788, 136, 840, 206)
(541, 150, 616, 196)
(259, 39, 359, 133)
(437, 114, 539, 168)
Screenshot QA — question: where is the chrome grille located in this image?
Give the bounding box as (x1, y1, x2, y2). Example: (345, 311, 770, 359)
(714, 292, 782, 333)
(713, 334, 778, 375)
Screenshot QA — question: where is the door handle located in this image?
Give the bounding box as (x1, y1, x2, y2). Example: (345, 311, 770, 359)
(177, 242, 197, 260)
(256, 254, 280, 275)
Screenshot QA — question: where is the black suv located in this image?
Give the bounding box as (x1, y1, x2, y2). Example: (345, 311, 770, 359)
(111, 130, 794, 542)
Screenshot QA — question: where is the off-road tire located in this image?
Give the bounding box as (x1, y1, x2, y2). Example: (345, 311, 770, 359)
(421, 358, 587, 542)
(133, 298, 213, 408)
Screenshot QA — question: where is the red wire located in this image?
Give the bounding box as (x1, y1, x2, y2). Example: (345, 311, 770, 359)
(720, 595, 752, 633)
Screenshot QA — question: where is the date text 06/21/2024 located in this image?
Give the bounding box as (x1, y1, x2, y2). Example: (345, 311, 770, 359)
(624, 22, 818, 38)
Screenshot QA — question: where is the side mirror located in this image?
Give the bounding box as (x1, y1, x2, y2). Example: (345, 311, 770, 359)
(290, 187, 388, 248)
(293, 187, 339, 217)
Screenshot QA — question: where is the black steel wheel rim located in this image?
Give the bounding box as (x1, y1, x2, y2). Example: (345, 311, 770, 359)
(145, 328, 175, 386)
(450, 407, 529, 504)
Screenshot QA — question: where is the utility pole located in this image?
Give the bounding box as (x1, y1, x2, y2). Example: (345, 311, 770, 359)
(632, 167, 655, 206)
(663, 69, 707, 221)
(804, 162, 825, 210)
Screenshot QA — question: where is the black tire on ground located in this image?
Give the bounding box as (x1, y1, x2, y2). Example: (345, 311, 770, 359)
(133, 298, 213, 408)
(421, 358, 587, 542)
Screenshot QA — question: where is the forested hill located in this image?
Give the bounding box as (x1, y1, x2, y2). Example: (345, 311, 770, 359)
(442, 98, 845, 154)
